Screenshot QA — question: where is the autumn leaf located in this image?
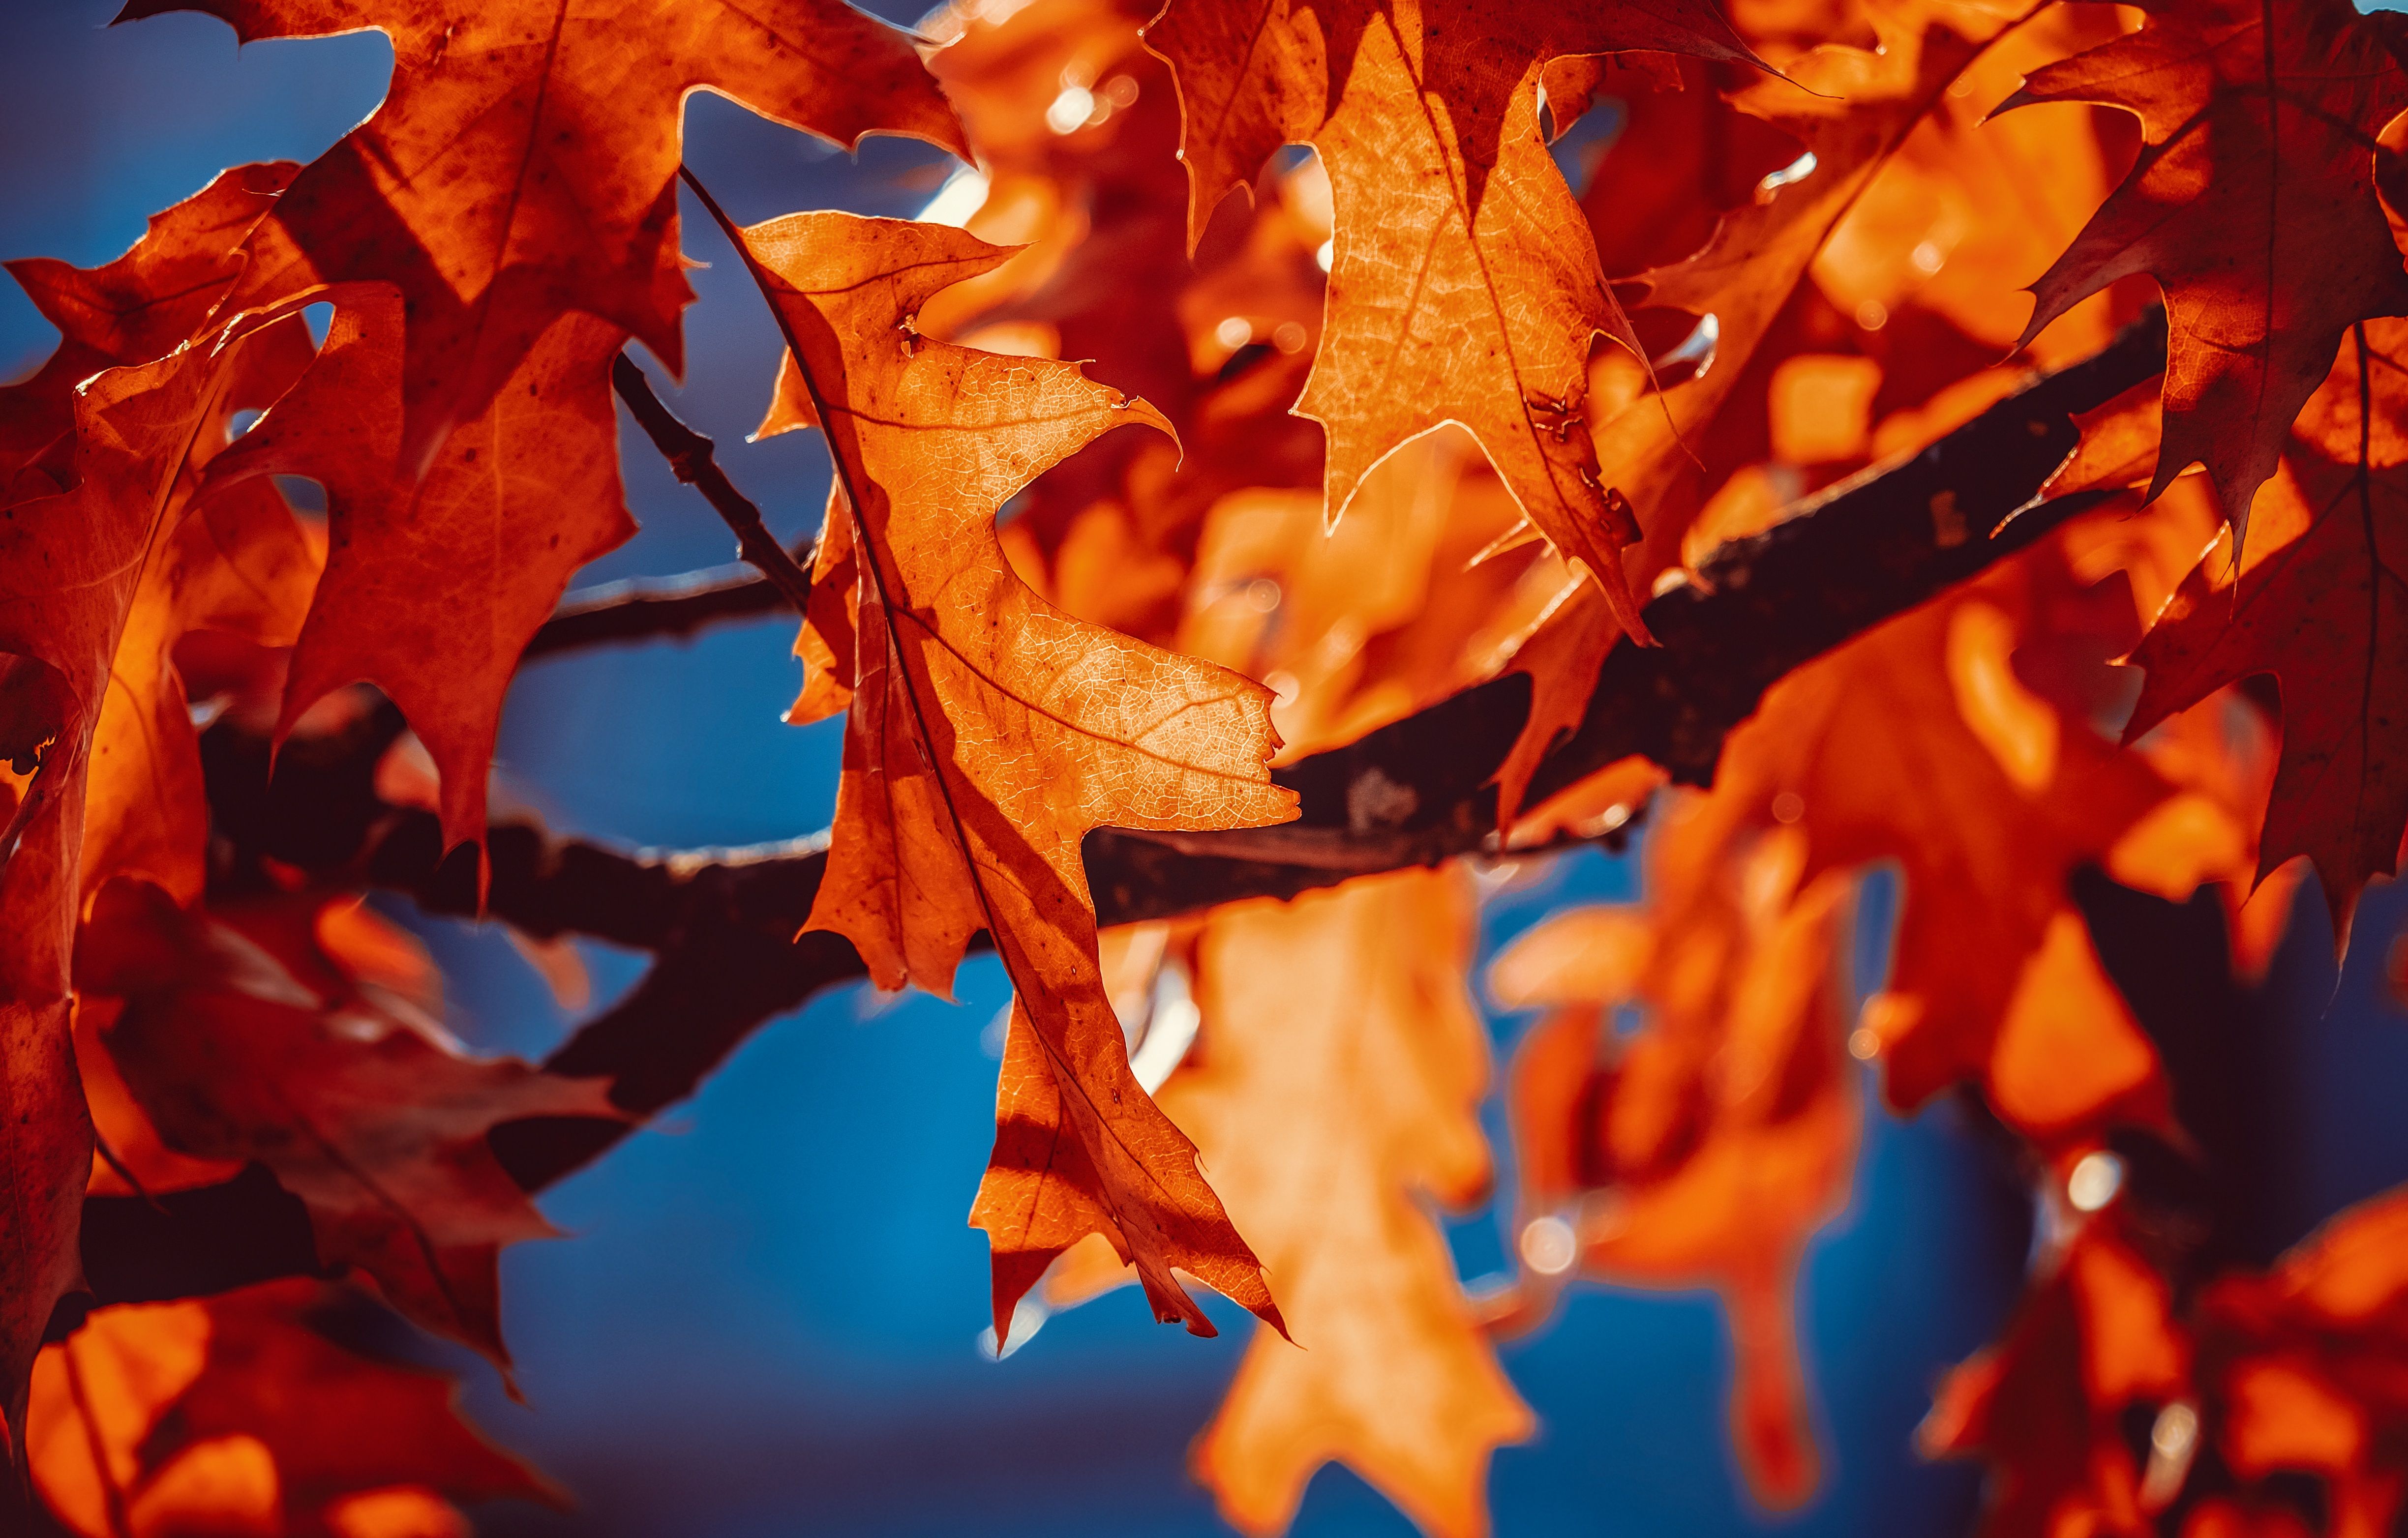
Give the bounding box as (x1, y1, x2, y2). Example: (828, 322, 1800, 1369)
(0, 188, 326, 1413)
(120, 0, 968, 462)
(726, 205, 1298, 1342)
(1921, 1215, 2191, 1538)
(920, 0, 1204, 563)
(204, 286, 635, 854)
(2124, 322, 2408, 947)
(1161, 871, 1530, 1538)
(2194, 1189, 2408, 1536)
(1498, 0, 2006, 821)
(0, 162, 315, 1020)
(1719, 564, 2222, 1144)
(4, 176, 330, 915)
(29, 1279, 558, 1537)
(1491, 812, 1854, 1508)
(0, 321, 285, 1449)
(2003, 0, 2408, 537)
(74, 881, 622, 1372)
(1175, 430, 1558, 758)
(1146, 0, 1764, 641)
(82, 481, 321, 912)
(0, 162, 297, 508)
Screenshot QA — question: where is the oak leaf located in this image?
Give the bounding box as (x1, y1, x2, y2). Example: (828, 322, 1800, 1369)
(29, 1279, 557, 1538)
(1491, 812, 1854, 1508)
(734, 208, 1299, 1342)
(0, 162, 297, 507)
(121, 0, 967, 462)
(1164, 871, 1531, 1538)
(1719, 566, 2217, 1143)
(0, 324, 285, 1447)
(1499, 1, 2004, 820)
(2003, 0, 2408, 536)
(2194, 1188, 2408, 1536)
(1147, 0, 1764, 640)
(73, 881, 621, 1372)
(82, 481, 322, 912)
(1921, 1216, 2190, 1538)
(2124, 322, 2408, 947)
(206, 287, 636, 853)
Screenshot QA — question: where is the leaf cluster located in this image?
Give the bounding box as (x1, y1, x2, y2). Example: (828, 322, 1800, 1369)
(8, 0, 2408, 1531)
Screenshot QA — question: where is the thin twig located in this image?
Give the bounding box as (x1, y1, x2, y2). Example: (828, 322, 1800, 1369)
(608, 352, 815, 614)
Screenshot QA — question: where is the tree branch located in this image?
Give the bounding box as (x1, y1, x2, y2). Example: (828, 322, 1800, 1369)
(1091, 310, 2167, 913)
(524, 563, 783, 659)
(609, 353, 815, 614)
(61, 312, 2170, 1329)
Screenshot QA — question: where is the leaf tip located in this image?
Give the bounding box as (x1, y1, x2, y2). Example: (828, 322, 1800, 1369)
(1981, 86, 2040, 126)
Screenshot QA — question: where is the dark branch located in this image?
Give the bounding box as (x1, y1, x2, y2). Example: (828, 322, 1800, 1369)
(64, 312, 2170, 1328)
(1092, 310, 2168, 912)
(610, 353, 815, 614)
(524, 563, 784, 659)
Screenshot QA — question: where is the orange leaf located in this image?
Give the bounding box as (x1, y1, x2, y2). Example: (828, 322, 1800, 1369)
(1171, 871, 1532, 1538)
(0, 322, 283, 1445)
(2125, 324, 2408, 948)
(1493, 809, 1854, 1508)
(1148, 0, 1766, 640)
(124, 0, 967, 463)
(29, 1280, 556, 1537)
(74, 882, 622, 1373)
(206, 288, 636, 854)
(732, 208, 1300, 1342)
(2003, 0, 2408, 536)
